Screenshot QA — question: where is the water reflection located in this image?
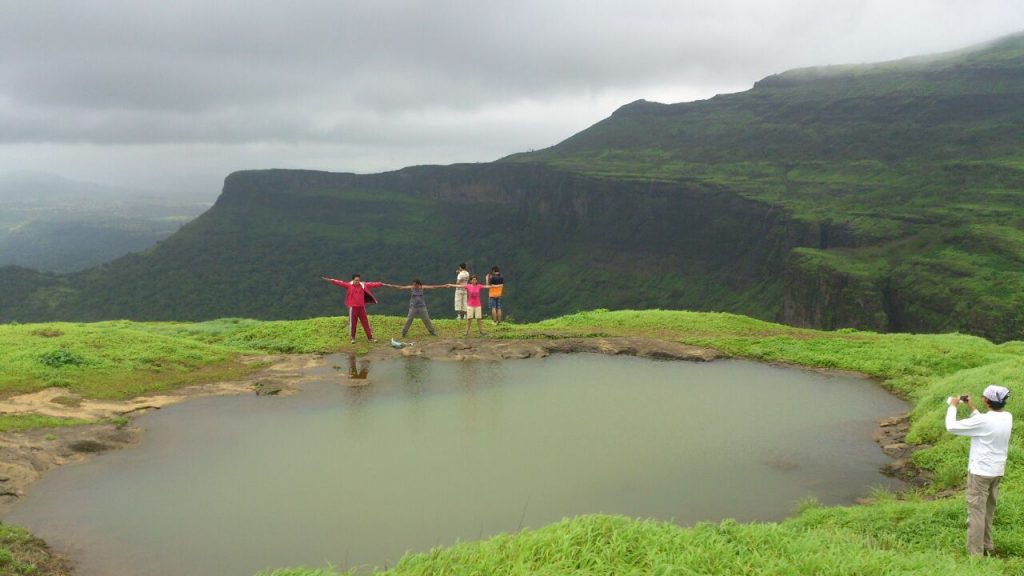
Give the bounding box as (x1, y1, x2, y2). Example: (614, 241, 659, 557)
(348, 354, 369, 380)
(401, 358, 429, 395)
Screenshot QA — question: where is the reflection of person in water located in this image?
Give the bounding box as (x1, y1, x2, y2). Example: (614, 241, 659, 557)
(348, 354, 369, 379)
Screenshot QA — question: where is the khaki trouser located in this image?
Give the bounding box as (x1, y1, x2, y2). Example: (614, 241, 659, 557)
(966, 473, 1001, 555)
(454, 287, 467, 313)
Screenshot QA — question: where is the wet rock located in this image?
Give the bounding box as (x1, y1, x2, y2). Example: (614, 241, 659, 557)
(253, 380, 285, 396)
(881, 459, 907, 475)
(882, 442, 911, 458)
(379, 337, 718, 363)
(68, 440, 109, 453)
(880, 458, 932, 487)
(50, 394, 83, 407)
(100, 429, 138, 444)
(762, 457, 800, 472)
(872, 412, 933, 487)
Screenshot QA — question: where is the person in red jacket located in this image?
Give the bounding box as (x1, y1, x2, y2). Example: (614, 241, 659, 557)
(322, 274, 383, 344)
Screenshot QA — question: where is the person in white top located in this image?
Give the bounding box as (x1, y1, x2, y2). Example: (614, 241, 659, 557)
(946, 384, 1013, 556)
(453, 263, 470, 320)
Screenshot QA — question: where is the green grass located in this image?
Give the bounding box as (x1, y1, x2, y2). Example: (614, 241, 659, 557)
(257, 514, 1020, 576)
(0, 414, 93, 433)
(0, 522, 68, 576)
(3, 310, 1024, 574)
(0, 321, 258, 400)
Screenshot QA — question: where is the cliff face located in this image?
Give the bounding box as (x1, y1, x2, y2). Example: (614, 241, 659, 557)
(780, 250, 888, 332)
(779, 239, 1024, 343)
(1, 164, 825, 324)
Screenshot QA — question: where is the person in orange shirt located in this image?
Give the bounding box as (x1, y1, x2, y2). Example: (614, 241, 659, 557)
(485, 265, 504, 324)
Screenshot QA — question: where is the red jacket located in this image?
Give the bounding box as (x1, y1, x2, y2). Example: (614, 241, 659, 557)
(327, 279, 382, 308)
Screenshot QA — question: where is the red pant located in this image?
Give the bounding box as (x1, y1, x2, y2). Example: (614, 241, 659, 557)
(348, 306, 373, 340)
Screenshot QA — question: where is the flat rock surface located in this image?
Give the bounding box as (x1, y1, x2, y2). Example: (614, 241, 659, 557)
(369, 336, 719, 362)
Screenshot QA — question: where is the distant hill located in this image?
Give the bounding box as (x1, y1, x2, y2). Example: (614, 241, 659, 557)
(0, 173, 208, 272)
(3, 32, 1024, 341)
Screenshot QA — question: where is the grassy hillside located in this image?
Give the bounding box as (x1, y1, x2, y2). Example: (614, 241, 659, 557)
(504, 32, 1024, 341)
(1, 310, 1023, 574)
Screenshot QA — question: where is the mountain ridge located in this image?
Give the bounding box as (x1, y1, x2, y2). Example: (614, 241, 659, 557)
(3, 31, 1024, 340)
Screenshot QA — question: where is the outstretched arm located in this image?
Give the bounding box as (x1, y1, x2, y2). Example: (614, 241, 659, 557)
(421, 284, 448, 290)
(382, 283, 412, 290)
(322, 277, 350, 288)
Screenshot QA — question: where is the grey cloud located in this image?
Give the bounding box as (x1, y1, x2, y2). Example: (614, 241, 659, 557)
(0, 0, 1022, 193)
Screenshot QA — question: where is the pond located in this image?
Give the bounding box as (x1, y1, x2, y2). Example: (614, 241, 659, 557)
(6, 354, 907, 575)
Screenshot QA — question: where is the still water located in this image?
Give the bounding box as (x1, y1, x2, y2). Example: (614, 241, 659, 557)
(7, 354, 907, 575)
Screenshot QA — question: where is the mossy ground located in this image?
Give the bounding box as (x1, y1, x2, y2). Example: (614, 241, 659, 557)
(2, 310, 1023, 574)
(0, 523, 69, 576)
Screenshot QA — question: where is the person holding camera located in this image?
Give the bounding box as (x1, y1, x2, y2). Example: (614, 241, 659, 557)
(945, 385, 1013, 556)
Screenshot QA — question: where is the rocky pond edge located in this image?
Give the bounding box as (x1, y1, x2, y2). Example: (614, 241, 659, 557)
(0, 336, 930, 564)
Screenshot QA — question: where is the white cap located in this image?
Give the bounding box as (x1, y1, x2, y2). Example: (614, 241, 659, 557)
(983, 385, 1010, 404)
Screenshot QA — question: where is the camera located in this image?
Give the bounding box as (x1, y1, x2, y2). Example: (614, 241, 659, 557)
(960, 395, 970, 402)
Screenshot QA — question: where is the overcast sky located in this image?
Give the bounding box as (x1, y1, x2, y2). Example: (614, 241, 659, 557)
(2, 0, 1023, 198)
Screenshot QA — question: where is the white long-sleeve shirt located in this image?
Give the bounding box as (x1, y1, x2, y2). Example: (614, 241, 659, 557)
(946, 405, 1013, 477)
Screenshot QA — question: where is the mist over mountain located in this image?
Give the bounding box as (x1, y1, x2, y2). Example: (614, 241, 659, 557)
(0, 172, 130, 203)
(0, 172, 212, 203)
(3, 31, 1024, 341)
(0, 172, 209, 272)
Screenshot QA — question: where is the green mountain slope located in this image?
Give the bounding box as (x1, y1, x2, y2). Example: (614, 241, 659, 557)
(503, 32, 1024, 340)
(3, 32, 1024, 340)
(0, 166, 808, 323)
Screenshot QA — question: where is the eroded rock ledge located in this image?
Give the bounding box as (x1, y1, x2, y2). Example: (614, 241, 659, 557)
(0, 424, 140, 515)
(0, 354, 324, 515)
(369, 336, 719, 362)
